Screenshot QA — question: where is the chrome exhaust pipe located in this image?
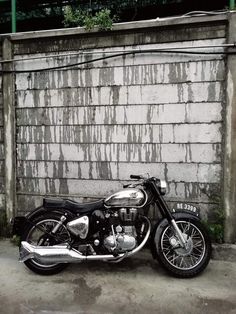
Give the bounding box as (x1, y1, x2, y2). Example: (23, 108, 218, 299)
(19, 242, 87, 264)
(19, 241, 126, 264)
(19, 217, 151, 264)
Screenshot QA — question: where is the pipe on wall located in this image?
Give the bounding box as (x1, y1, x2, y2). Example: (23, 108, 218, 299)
(230, 0, 235, 10)
(11, 0, 16, 32)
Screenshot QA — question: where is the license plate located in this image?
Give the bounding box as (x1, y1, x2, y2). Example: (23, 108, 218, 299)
(172, 203, 200, 216)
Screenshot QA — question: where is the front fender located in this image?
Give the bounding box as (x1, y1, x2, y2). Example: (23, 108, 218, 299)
(163, 211, 200, 223)
(150, 211, 201, 259)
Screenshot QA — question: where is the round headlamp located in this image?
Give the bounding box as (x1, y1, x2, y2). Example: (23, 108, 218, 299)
(159, 180, 167, 195)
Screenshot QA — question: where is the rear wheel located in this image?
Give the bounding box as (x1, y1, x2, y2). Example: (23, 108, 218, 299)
(154, 217, 211, 278)
(21, 213, 71, 275)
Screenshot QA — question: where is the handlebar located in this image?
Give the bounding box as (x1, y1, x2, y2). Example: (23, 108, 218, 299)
(123, 175, 161, 189)
(130, 175, 143, 180)
(123, 174, 167, 198)
(129, 174, 160, 183)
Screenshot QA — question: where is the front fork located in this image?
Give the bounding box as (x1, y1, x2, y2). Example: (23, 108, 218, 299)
(170, 219, 188, 249)
(151, 181, 188, 249)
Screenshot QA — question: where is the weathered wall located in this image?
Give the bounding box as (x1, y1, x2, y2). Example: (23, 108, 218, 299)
(224, 13, 236, 243)
(0, 43, 5, 212)
(4, 13, 236, 241)
(9, 15, 226, 219)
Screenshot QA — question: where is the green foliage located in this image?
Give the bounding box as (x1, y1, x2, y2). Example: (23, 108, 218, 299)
(83, 13, 96, 31)
(63, 7, 115, 31)
(94, 9, 114, 30)
(204, 208, 225, 243)
(11, 234, 21, 246)
(63, 6, 85, 27)
(208, 223, 224, 243)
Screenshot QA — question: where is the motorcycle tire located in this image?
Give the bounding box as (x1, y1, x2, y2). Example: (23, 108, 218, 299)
(154, 216, 212, 278)
(21, 212, 71, 275)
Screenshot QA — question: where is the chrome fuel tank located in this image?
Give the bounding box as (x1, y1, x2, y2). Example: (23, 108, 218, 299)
(104, 188, 147, 208)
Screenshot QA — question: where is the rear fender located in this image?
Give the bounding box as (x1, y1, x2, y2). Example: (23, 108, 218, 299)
(150, 211, 201, 259)
(12, 206, 75, 237)
(11, 216, 28, 237)
(11, 205, 44, 237)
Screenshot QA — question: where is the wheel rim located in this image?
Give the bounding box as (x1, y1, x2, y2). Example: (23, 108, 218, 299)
(26, 218, 71, 268)
(160, 221, 206, 271)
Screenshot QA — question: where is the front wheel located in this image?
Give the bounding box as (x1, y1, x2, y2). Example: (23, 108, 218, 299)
(154, 217, 212, 278)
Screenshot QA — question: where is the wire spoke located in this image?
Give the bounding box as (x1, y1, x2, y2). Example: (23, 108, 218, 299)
(182, 222, 190, 234)
(161, 221, 205, 270)
(193, 240, 203, 247)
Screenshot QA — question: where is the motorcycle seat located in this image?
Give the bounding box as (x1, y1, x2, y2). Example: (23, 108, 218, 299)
(43, 198, 104, 214)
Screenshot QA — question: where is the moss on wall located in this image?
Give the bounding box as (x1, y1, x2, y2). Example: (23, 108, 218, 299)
(0, 210, 10, 237)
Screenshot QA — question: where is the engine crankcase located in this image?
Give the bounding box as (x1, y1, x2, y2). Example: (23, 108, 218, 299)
(104, 233, 136, 252)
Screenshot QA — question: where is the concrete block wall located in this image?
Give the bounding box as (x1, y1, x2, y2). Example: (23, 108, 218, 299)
(10, 15, 227, 218)
(0, 48, 4, 212)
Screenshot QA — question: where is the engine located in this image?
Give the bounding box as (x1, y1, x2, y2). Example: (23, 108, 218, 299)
(103, 207, 138, 253)
(66, 207, 139, 254)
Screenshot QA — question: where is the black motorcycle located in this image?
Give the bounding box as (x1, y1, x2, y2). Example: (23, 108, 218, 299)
(12, 175, 211, 277)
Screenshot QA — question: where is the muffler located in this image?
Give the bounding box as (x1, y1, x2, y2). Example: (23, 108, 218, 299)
(19, 241, 87, 264)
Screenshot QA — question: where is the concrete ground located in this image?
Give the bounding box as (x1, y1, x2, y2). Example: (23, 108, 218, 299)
(0, 239, 236, 314)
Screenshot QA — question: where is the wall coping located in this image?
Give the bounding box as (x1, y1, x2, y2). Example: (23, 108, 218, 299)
(0, 13, 229, 42)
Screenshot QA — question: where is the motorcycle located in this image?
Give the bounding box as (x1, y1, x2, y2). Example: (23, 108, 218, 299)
(12, 175, 211, 277)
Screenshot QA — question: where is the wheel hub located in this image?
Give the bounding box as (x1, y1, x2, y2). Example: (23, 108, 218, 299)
(170, 234, 193, 256)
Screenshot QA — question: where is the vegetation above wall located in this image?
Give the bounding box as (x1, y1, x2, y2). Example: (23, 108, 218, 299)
(63, 7, 116, 30)
(0, 0, 229, 33)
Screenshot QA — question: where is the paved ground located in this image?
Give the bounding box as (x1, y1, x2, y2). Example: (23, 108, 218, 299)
(0, 239, 236, 314)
